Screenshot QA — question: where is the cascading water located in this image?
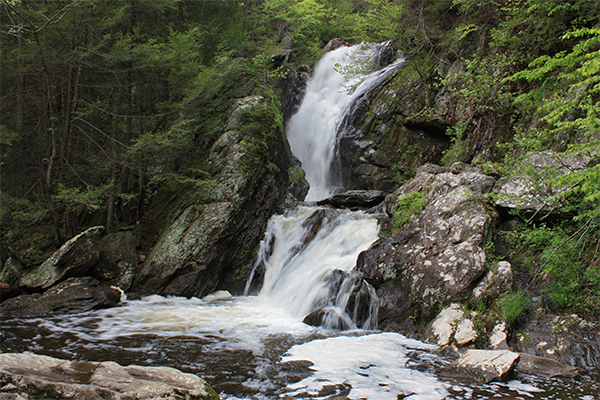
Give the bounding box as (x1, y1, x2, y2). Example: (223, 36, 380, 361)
(2, 42, 596, 400)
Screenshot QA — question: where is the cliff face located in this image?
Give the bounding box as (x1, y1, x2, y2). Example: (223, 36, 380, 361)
(132, 96, 307, 297)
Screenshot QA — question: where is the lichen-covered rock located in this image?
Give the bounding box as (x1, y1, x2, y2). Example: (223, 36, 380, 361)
(427, 303, 477, 346)
(357, 164, 495, 327)
(133, 96, 296, 298)
(0, 277, 121, 316)
(472, 261, 513, 302)
(493, 151, 592, 220)
(0, 353, 219, 400)
(19, 227, 104, 289)
(513, 313, 600, 371)
(454, 349, 520, 383)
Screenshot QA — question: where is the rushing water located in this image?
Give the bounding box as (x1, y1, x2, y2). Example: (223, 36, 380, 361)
(2, 43, 599, 399)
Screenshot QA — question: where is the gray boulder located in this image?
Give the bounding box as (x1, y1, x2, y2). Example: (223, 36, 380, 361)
(19, 226, 104, 289)
(357, 163, 495, 327)
(427, 303, 477, 346)
(0, 353, 218, 400)
(493, 151, 592, 220)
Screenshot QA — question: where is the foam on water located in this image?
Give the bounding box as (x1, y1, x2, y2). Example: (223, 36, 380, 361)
(282, 332, 448, 399)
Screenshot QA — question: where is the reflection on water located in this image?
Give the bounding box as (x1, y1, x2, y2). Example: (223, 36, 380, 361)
(2, 295, 598, 399)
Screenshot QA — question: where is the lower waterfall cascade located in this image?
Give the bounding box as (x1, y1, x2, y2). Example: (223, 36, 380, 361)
(2, 42, 599, 400)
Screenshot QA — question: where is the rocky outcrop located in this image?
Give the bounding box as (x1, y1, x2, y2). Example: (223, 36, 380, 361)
(453, 349, 579, 383)
(18, 226, 104, 289)
(356, 163, 496, 329)
(0, 277, 121, 316)
(133, 96, 299, 298)
(512, 313, 600, 371)
(0, 353, 218, 400)
(493, 151, 592, 220)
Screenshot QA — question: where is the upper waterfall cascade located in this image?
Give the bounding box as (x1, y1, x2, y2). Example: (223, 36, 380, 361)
(286, 42, 404, 201)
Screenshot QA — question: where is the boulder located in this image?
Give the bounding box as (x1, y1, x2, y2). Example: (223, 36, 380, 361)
(514, 353, 579, 378)
(0, 277, 121, 316)
(454, 349, 520, 383)
(471, 261, 513, 302)
(0, 353, 218, 400)
(493, 151, 591, 220)
(91, 231, 140, 289)
(19, 227, 104, 289)
(427, 303, 477, 346)
(488, 322, 510, 350)
(357, 164, 496, 326)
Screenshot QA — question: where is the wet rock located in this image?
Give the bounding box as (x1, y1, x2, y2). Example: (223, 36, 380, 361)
(514, 353, 579, 378)
(357, 164, 495, 326)
(323, 38, 350, 52)
(0, 353, 218, 400)
(427, 303, 477, 346)
(472, 261, 513, 302)
(316, 190, 386, 209)
(0, 277, 121, 316)
(512, 313, 600, 371)
(454, 349, 520, 383)
(19, 227, 104, 289)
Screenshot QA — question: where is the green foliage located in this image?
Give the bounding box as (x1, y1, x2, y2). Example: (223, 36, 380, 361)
(0, 192, 49, 228)
(392, 191, 426, 233)
(499, 290, 530, 325)
(502, 222, 600, 318)
(352, 0, 405, 42)
(53, 182, 115, 212)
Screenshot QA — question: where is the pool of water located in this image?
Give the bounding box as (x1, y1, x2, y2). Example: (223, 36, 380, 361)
(2, 295, 598, 399)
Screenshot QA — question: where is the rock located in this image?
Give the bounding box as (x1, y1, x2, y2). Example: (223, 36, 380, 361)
(512, 313, 600, 371)
(203, 290, 233, 301)
(316, 190, 386, 209)
(0, 257, 25, 286)
(514, 353, 579, 378)
(493, 151, 591, 220)
(323, 38, 350, 52)
(454, 349, 520, 383)
(133, 96, 295, 298)
(472, 261, 513, 302)
(357, 164, 495, 326)
(488, 322, 509, 350)
(0, 277, 121, 316)
(427, 303, 477, 346)
(91, 231, 140, 284)
(19, 227, 104, 289)
(0, 282, 20, 301)
(0, 353, 218, 400)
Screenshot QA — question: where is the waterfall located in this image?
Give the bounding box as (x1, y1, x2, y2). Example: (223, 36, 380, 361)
(286, 42, 404, 201)
(248, 42, 404, 329)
